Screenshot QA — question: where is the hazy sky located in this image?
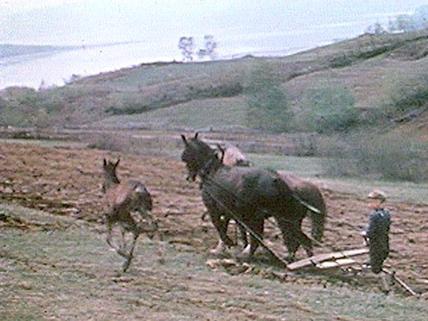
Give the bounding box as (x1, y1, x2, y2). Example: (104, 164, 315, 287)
(1, 0, 427, 46)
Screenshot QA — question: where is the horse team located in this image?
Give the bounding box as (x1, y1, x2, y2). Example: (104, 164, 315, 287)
(103, 133, 327, 272)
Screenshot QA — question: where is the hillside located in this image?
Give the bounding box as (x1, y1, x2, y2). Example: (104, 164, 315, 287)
(1, 29, 428, 138)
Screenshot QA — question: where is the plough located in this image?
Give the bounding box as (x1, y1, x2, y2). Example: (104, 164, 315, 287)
(287, 248, 369, 271)
(287, 247, 419, 297)
(202, 181, 419, 297)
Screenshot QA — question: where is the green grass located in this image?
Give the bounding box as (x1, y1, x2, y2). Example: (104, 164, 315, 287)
(247, 153, 428, 204)
(0, 138, 86, 149)
(249, 153, 324, 177)
(96, 96, 249, 130)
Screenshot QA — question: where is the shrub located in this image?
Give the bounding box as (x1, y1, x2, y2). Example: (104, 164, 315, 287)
(389, 74, 428, 115)
(299, 86, 359, 133)
(244, 63, 291, 132)
(319, 132, 428, 182)
(190, 80, 243, 99)
(368, 73, 428, 126)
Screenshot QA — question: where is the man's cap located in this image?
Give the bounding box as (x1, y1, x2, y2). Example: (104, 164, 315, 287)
(368, 189, 386, 201)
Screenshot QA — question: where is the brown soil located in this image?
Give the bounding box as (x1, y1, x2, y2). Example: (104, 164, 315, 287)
(1, 142, 427, 296)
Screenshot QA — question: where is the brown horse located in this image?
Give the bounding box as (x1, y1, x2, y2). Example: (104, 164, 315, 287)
(181, 133, 314, 261)
(102, 158, 157, 272)
(217, 144, 327, 243)
(277, 171, 326, 242)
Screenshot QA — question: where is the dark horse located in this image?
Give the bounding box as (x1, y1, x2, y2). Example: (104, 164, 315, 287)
(181, 133, 314, 261)
(217, 144, 327, 244)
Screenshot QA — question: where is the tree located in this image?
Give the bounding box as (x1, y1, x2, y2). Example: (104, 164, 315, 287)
(387, 14, 418, 33)
(365, 22, 386, 35)
(386, 7, 428, 33)
(245, 64, 291, 132)
(300, 86, 359, 134)
(178, 36, 195, 62)
(197, 35, 217, 60)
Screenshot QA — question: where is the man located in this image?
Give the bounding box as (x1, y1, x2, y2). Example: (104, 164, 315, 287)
(362, 189, 391, 274)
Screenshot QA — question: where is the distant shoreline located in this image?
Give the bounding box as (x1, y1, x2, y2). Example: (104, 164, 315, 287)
(0, 44, 75, 59)
(0, 41, 143, 60)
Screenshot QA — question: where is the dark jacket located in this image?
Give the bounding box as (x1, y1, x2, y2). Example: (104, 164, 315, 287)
(365, 208, 391, 273)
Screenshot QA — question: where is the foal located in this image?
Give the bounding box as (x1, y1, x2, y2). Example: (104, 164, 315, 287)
(102, 158, 157, 272)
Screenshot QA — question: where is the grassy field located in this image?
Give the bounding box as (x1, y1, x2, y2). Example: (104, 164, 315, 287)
(248, 153, 428, 205)
(94, 96, 249, 131)
(1, 202, 428, 321)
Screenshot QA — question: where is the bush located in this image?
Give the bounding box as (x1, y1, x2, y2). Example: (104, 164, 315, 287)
(105, 80, 243, 115)
(244, 63, 291, 132)
(367, 73, 428, 126)
(190, 80, 243, 99)
(389, 74, 428, 115)
(298, 86, 359, 133)
(319, 132, 428, 182)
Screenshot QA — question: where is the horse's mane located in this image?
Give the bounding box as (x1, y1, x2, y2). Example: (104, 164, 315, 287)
(189, 137, 214, 156)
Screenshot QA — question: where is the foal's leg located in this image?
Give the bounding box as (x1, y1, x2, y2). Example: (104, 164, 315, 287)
(119, 214, 143, 272)
(106, 217, 114, 248)
(106, 217, 129, 259)
(105, 214, 121, 253)
(137, 210, 159, 239)
(122, 229, 140, 272)
(119, 225, 127, 251)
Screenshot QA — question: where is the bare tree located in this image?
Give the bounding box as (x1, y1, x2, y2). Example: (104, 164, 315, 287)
(178, 36, 195, 62)
(197, 35, 218, 60)
(365, 22, 386, 35)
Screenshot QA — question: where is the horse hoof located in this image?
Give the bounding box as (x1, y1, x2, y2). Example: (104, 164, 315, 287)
(236, 245, 252, 261)
(209, 240, 227, 256)
(285, 255, 296, 263)
(306, 249, 314, 257)
(122, 256, 133, 272)
(209, 247, 227, 256)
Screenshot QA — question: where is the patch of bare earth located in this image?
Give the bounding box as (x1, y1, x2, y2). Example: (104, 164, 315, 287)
(1, 142, 428, 320)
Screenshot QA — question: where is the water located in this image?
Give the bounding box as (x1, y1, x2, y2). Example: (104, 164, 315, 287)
(0, 41, 181, 89)
(0, 16, 393, 89)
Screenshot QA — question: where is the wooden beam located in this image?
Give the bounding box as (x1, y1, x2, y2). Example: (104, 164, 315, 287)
(316, 258, 358, 269)
(287, 248, 369, 271)
(382, 268, 419, 297)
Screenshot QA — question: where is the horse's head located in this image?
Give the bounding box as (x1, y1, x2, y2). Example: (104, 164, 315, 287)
(102, 158, 120, 192)
(180, 132, 219, 181)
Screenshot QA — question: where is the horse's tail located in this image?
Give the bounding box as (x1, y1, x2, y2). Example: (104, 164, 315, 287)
(308, 190, 327, 243)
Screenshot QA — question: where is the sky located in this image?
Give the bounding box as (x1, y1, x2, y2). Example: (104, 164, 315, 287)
(0, 0, 427, 46)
